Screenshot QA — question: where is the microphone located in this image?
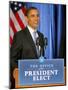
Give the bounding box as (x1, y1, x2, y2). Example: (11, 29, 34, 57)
(36, 37, 48, 47)
(36, 37, 48, 58)
(44, 37, 48, 49)
(36, 37, 45, 57)
(36, 37, 39, 46)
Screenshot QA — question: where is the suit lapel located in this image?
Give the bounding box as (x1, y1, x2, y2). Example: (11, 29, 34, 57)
(24, 27, 38, 58)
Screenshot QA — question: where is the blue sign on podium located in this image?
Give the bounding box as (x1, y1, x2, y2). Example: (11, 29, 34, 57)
(18, 58, 64, 86)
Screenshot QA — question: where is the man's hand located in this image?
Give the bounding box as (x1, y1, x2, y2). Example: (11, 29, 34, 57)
(13, 68, 18, 79)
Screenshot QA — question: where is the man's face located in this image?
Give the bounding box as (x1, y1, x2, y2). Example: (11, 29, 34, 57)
(26, 9, 40, 29)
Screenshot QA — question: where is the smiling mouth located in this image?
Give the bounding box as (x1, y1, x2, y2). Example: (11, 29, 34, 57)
(34, 22, 39, 24)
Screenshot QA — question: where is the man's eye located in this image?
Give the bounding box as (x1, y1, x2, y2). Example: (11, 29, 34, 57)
(30, 14, 39, 17)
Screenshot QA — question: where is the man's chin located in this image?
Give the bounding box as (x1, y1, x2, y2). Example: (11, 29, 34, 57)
(34, 25, 38, 29)
(33, 27, 38, 29)
(30, 25, 38, 29)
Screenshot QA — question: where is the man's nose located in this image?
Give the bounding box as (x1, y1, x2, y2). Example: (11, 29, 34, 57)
(34, 16, 39, 21)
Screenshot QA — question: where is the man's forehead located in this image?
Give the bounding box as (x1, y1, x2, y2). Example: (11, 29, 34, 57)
(28, 9, 39, 14)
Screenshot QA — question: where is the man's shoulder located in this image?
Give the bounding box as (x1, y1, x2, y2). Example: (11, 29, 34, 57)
(16, 30, 24, 35)
(15, 27, 27, 36)
(37, 31, 44, 37)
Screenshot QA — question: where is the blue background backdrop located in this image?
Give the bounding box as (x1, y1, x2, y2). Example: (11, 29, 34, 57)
(25, 2, 66, 63)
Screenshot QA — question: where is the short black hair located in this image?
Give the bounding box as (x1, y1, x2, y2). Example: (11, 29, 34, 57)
(25, 7, 38, 16)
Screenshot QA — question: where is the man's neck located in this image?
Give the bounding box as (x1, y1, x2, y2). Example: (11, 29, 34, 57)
(27, 25, 37, 32)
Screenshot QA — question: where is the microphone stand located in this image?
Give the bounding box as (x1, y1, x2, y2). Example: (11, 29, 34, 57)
(36, 37, 48, 61)
(39, 37, 48, 59)
(44, 37, 48, 59)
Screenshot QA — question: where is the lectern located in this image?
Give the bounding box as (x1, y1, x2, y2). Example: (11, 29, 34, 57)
(13, 59, 66, 88)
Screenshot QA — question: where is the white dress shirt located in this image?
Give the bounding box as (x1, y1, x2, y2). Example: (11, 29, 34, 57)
(27, 25, 38, 44)
(27, 25, 41, 57)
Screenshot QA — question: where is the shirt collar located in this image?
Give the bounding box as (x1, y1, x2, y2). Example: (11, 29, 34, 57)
(27, 25, 37, 33)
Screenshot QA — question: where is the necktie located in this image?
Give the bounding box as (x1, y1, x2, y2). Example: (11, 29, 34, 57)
(33, 32, 40, 57)
(33, 31, 36, 44)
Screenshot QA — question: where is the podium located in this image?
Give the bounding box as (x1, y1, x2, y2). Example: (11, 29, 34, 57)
(13, 59, 66, 88)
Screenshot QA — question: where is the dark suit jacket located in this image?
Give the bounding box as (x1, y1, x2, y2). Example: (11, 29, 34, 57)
(10, 27, 44, 88)
(10, 27, 44, 70)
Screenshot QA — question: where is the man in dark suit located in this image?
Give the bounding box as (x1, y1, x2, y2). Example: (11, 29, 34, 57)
(10, 7, 45, 88)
